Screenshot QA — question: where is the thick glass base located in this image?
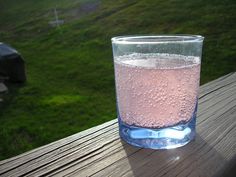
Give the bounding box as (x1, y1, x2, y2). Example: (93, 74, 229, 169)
(119, 116, 196, 149)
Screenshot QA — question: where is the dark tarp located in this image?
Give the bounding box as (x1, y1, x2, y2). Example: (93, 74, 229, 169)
(0, 42, 26, 82)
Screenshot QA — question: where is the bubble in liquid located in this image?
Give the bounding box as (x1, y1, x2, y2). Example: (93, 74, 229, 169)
(115, 53, 200, 128)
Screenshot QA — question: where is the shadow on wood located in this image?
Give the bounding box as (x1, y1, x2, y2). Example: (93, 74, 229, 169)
(121, 133, 232, 177)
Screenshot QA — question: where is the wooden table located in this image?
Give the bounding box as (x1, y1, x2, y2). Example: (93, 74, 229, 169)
(0, 73, 236, 177)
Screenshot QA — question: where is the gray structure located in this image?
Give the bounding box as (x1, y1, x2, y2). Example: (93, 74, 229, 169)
(0, 42, 26, 82)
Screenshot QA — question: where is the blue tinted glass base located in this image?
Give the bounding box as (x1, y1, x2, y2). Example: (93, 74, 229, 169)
(119, 115, 196, 149)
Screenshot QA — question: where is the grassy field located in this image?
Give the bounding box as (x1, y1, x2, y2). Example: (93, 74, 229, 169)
(0, 0, 235, 160)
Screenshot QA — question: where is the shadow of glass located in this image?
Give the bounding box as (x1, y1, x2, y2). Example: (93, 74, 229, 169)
(120, 133, 234, 177)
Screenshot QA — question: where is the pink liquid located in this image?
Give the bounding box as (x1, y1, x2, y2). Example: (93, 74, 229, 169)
(114, 54, 201, 128)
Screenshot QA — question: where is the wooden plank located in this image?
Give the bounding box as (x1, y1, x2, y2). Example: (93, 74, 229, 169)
(0, 72, 235, 177)
(0, 120, 117, 166)
(65, 97, 236, 177)
(0, 121, 118, 176)
(199, 72, 236, 98)
(51, 88, 236, 177)
(197, 83, 236, 122)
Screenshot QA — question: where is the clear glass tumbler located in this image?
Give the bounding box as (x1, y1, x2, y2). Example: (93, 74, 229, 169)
(112, 35, 204, 149)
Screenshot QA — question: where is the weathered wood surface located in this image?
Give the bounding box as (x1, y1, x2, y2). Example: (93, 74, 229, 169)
(0, 72, 236, 177)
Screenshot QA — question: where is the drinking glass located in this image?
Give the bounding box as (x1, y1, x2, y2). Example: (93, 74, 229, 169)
(111, 35, 204, 149)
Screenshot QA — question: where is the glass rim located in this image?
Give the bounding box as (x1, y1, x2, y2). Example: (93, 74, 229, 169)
(111, 35, 204, 44)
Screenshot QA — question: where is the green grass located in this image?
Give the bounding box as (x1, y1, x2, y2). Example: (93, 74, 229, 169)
(0, 0, 235, 160)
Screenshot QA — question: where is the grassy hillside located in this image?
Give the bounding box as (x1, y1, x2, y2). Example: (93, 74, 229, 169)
(0, 0, 235, 160)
